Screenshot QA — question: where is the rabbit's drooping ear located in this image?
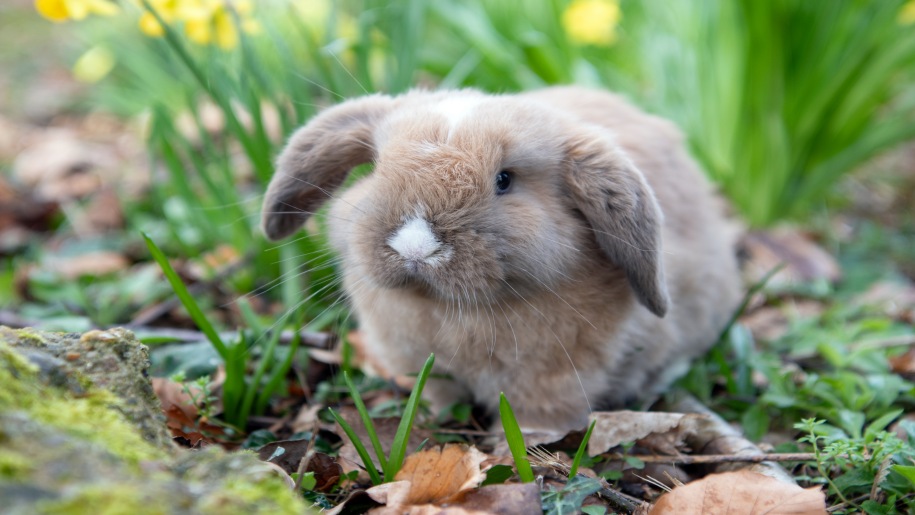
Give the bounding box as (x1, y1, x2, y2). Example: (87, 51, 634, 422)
(261, 95, 396, 241)
(564, 131, 670, 317)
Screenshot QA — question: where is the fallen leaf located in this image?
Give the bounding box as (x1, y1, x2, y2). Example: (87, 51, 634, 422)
(46, 250, 129, 280)
(890, 348, 915, 380)
(741, 228, 841, 288)
(853, 280, 915, 322)
(335, 409, 432, 471)
(152, 377, 224, 446)
(389, 444, 488, 504)
(256, 439, 342, 493)
(13, 129, 120, 201)
(588, 411, 705, 456)
(162, 405, 208, 446)
(740, 300, 825, 343)
(291, 404, 323, 434)
(331, 445, 496, 514)
(442, 483, 542, 515)
(649, 469, 826, 514)
(74, 187, 124, 234)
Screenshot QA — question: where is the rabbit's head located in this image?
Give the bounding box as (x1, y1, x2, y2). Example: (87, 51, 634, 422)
(262, 90, 669, 316)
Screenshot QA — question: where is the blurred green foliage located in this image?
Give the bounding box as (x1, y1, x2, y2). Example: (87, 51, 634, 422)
(71, 0, 915, 235)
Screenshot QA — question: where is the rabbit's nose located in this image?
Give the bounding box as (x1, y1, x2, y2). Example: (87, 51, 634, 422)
(387, 218, 442, 263)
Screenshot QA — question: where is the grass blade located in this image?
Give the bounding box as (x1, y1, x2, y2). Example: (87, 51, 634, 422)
(343, 371, 388, 473)
(499, 392, 534, 483)
(142, 232, 228, 359)
(328, 408, 383, 485)
(569, 419, 596, 478)
(256, 330, 302, 415)
(385, 353, 435, 480)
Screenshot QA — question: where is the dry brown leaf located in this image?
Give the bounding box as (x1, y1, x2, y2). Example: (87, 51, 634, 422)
(256, 439, 342, 493)
(649, 469, 826, 515)
(152, 377, 224, 446)
(76, 187, 124, 234)
(442, 483, 542, 515)
(740, 300, 825, 343)
(364, 483, 541, 515)
(46, 250, 129, 279)
(741, 227, 841, 288)
(13, 129, 120, 201)
(890, 348, 915, 380)
(588, 411, 704, 456)
(335, 409, 432, 470)
(350, 445, 490, 515)
(854, 280, 915, 322)
(291, 404, 323, 434)
(391, 444, 488, 504)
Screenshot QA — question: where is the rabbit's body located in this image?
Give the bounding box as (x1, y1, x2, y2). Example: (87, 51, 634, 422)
(262, 87, 741, 432)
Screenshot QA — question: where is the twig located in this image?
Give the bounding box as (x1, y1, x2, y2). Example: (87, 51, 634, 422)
(430, 428, 499, 436)
(0, 310, 36, 329)
(529, 447, 646, 514)
(124, 326, 335, 349)
(826, 493, 871, 513)
(869, 457, 892, 506)
(292, 421, 320, 492)
(597, 482, 646, 514)
(605, 452, 818, 465)
(658, 394, 796, 484)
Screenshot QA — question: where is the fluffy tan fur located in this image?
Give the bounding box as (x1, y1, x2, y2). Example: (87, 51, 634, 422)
(262, 87, 742, 432)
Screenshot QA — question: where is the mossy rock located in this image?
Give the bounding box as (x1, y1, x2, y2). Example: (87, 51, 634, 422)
(0, 327, 311, 515)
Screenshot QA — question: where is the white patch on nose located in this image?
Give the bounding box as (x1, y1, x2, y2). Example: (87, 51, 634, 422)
(388, 218, 442, 262)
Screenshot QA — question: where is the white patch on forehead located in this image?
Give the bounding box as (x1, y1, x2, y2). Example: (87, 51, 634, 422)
(388, 218, 442, 262)
(435, 96, 484, 138)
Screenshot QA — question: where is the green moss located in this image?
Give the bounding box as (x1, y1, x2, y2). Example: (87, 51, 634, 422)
(200, 476, 304, 515)
(0, 331, 311, 514)
(0, 448, 32, 479)
(14, 328, 47, 346)
(37, 484, 167, 515)
(0, 340, 40, 409)
(29, 391, 165, 465)
(0, 340, 166, 466)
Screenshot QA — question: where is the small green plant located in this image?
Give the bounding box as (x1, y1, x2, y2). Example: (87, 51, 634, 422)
(171, 372, 219, 421)
(144, 233, 301, 430)
(796, 417, 915, 512)
(328, 353, 435, 485)
(568, 419, 596, 478)
(499, 392, 535, 483)
(541, 475, 605, 515)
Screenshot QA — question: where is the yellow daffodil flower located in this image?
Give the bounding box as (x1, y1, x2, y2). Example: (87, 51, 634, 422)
(901, 0, 915, 25)
(35, 0, 119, 22)
(37, 0, 272, 50)
(138, 0, 258, 49)
(562, 0, 621, 47)
(72, 45, 116, 83)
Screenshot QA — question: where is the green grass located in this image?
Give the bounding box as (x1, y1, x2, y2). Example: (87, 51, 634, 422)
(569, 419, 596, 478)
(144, 233, 303, 430)
(329, 353, 435, 484)
(500, 393, 535, 483)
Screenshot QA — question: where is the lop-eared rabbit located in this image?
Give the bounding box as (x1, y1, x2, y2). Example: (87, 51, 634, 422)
(261, 87, 741, 432)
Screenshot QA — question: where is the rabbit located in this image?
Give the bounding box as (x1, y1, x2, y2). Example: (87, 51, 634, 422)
(261, 86, 742, 432)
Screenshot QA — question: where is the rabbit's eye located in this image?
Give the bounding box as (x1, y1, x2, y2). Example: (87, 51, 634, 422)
(495, 170, 513, 195)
